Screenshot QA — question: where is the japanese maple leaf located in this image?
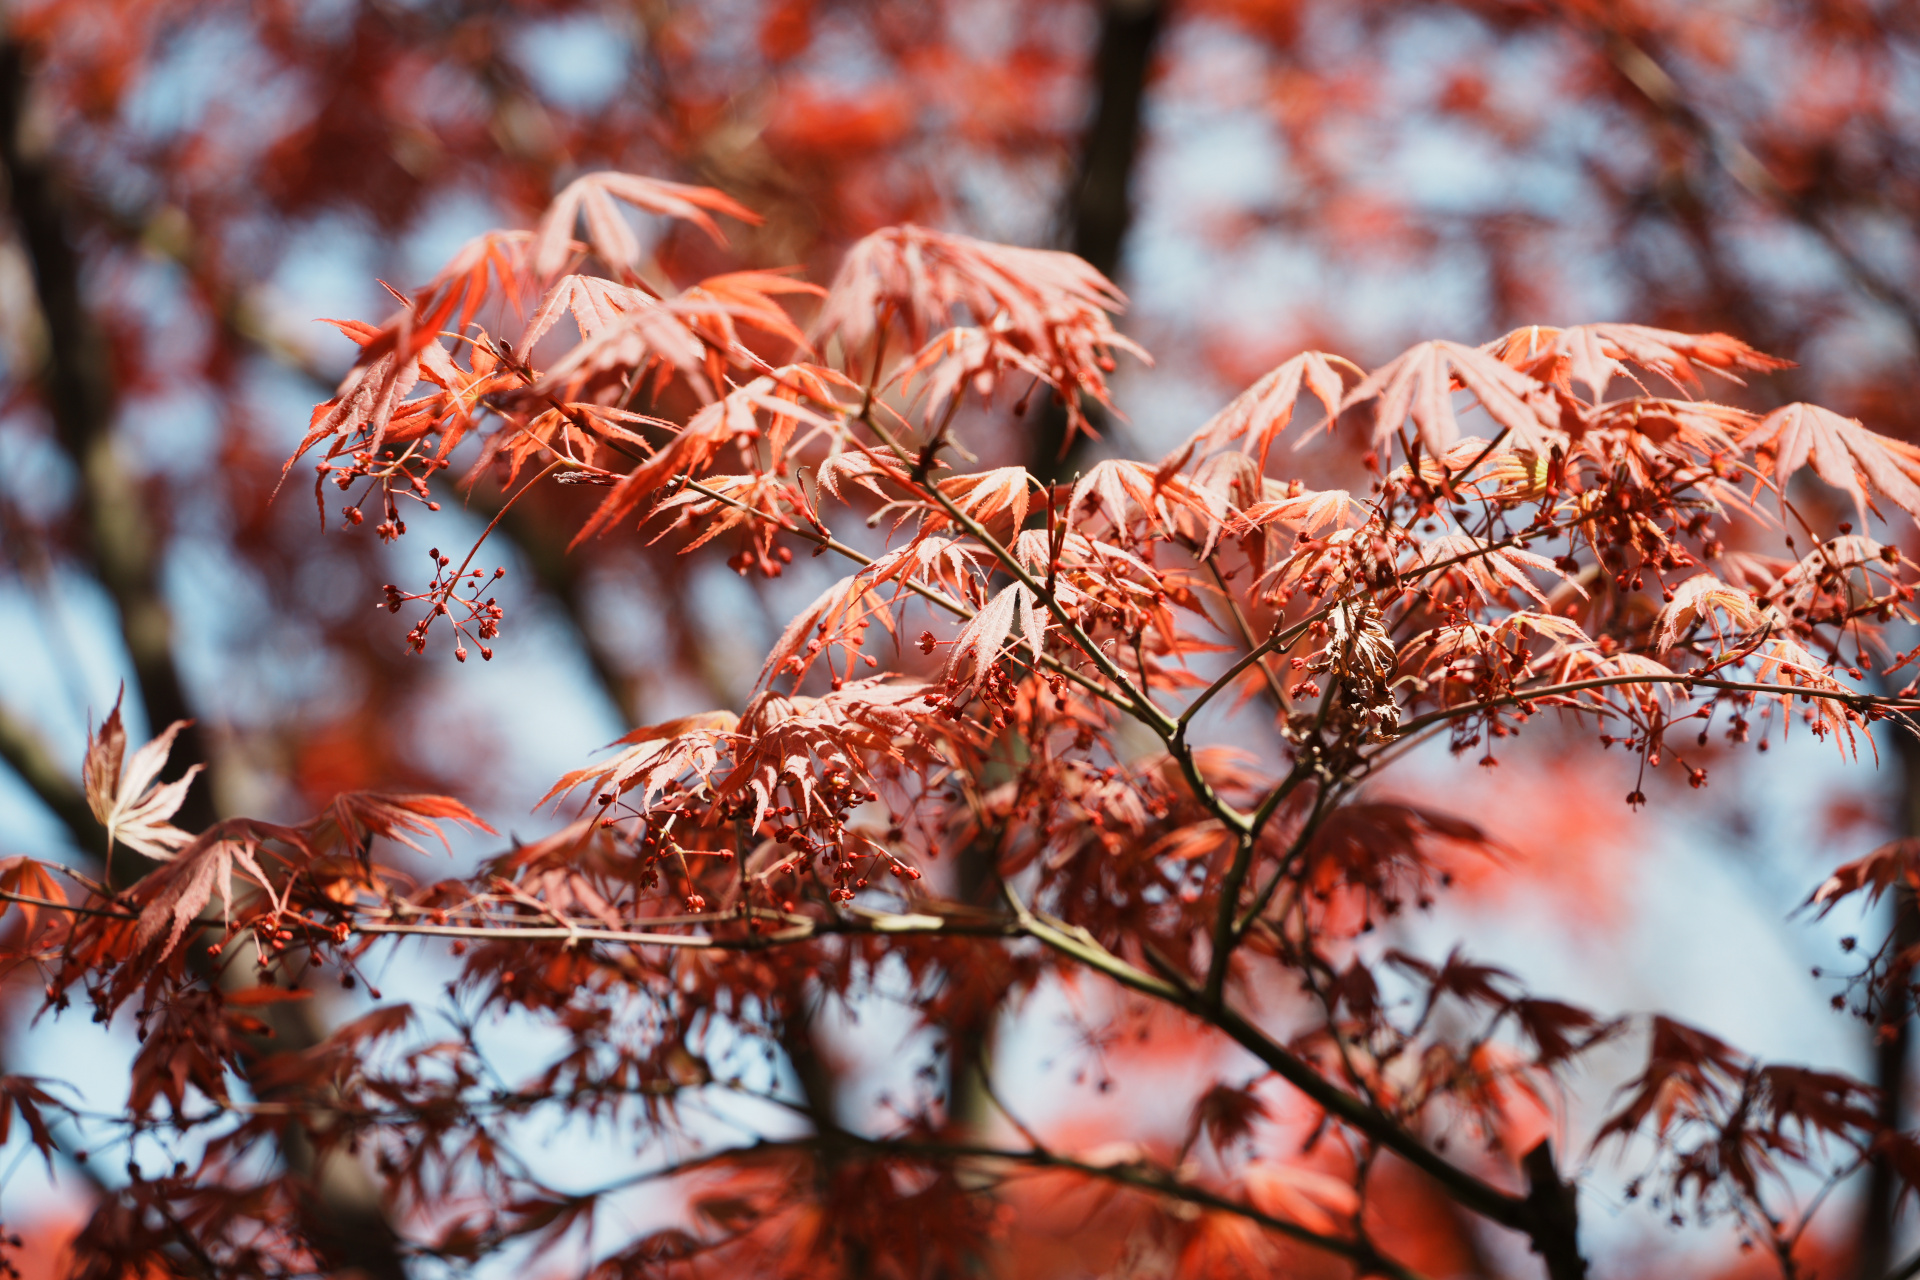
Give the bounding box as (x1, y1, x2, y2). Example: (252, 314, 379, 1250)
(934, 466, 1036, 534)
(1344, 339, 1563, 456)
(1464, 1042, 1559, 1159)
(83, 694, 201, 862)
(1547, 323, 1791, 400)
(534, 291, 721, 403)
(1652, 574, 1764, 653)
(0, 858, 65, 941)
(307, 791, 494, 858)
(1754, 1064, 1879, 1150)
(283, 315, 465, 484)
(130, 820, 288, 959)
(864, 535, 987, 602)
(813, 224, 1130, 353)
(0, 1076, 72, 1172)
(1187, 1081, 1271, 1153)
(811, 224, 1145, 444)
(1804, 836, 1920, 918)
(521, 274, 655, 351)
(717, 680, 931, 830)
(572, 369, 846, 545)
(756, 570, 891, 688)
(1181, 349, 1354, 471)
(540, 713, 742, 813)
(944, 582, 1048, 698)
(530, 171, 761, 279)
(1233, 486, 1356, 536)
(1594, 1016, 1746, 1149)
(680, 270, 826, 354)
(413, 228, 534, 342)
(898, 326, 1051, 424)
(1743, 401, 1920, 527)
(1240, 1160, 1359, 1235)
(817, 448, 916, 507)
(1068, 457, 1217, 535)
(1413, 534, 1571, 607)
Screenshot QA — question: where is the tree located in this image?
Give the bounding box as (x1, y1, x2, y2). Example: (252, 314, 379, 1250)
(5, 165, 1920, 1280)
(6, 2, 1920, 1278)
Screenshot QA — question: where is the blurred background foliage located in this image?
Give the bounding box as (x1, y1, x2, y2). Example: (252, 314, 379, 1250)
(2, 0, 1919, 1274)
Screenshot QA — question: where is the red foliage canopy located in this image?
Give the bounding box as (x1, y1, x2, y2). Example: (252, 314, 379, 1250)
(7, 164, 1920, 1278)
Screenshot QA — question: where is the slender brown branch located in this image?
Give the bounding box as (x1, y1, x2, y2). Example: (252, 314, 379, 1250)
(1000, 880, 1534, 1233)
(565, 1131, 1432, 1280)
(858, 407, 1173, 729)
(1204, 830, 1260, 1004)
(0, 888, 132, 919)
(1598, 25, 1920, 346)
(0, 887, 1019, 948)
(1177, 505, 1592, 734)
(1202, 553, 1291, 710)
(1233, 773, 1339, 941)
(1387, 672, 1906, 744)
(1177, 616, 1310, 731)
(675, 475, 1124, 710)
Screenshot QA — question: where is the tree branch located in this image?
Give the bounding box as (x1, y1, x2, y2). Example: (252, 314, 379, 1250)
(579, 1130, 1432, 1280)
(1386, 672, 1904, 743)
(0, 699, 101, 854)
(0, 36, 213, 832)
(1596, 26, 1920, 350)
(1001, 880, 1537, 1233)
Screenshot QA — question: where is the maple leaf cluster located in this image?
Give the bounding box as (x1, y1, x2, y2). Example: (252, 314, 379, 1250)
(11, 169, 1920, 1280)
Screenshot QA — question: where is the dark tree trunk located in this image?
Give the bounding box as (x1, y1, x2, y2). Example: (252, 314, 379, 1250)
(946, 0, 1171, 1163)
(1028, 0, 1167, 483)
(1858, 733, 1920, 1280)
(0, 32, 407, 1280)
(1522, 1141, 1587, 1280)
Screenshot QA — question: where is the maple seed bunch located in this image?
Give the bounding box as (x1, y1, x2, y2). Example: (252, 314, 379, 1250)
(10, 169, 1920, 1280)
